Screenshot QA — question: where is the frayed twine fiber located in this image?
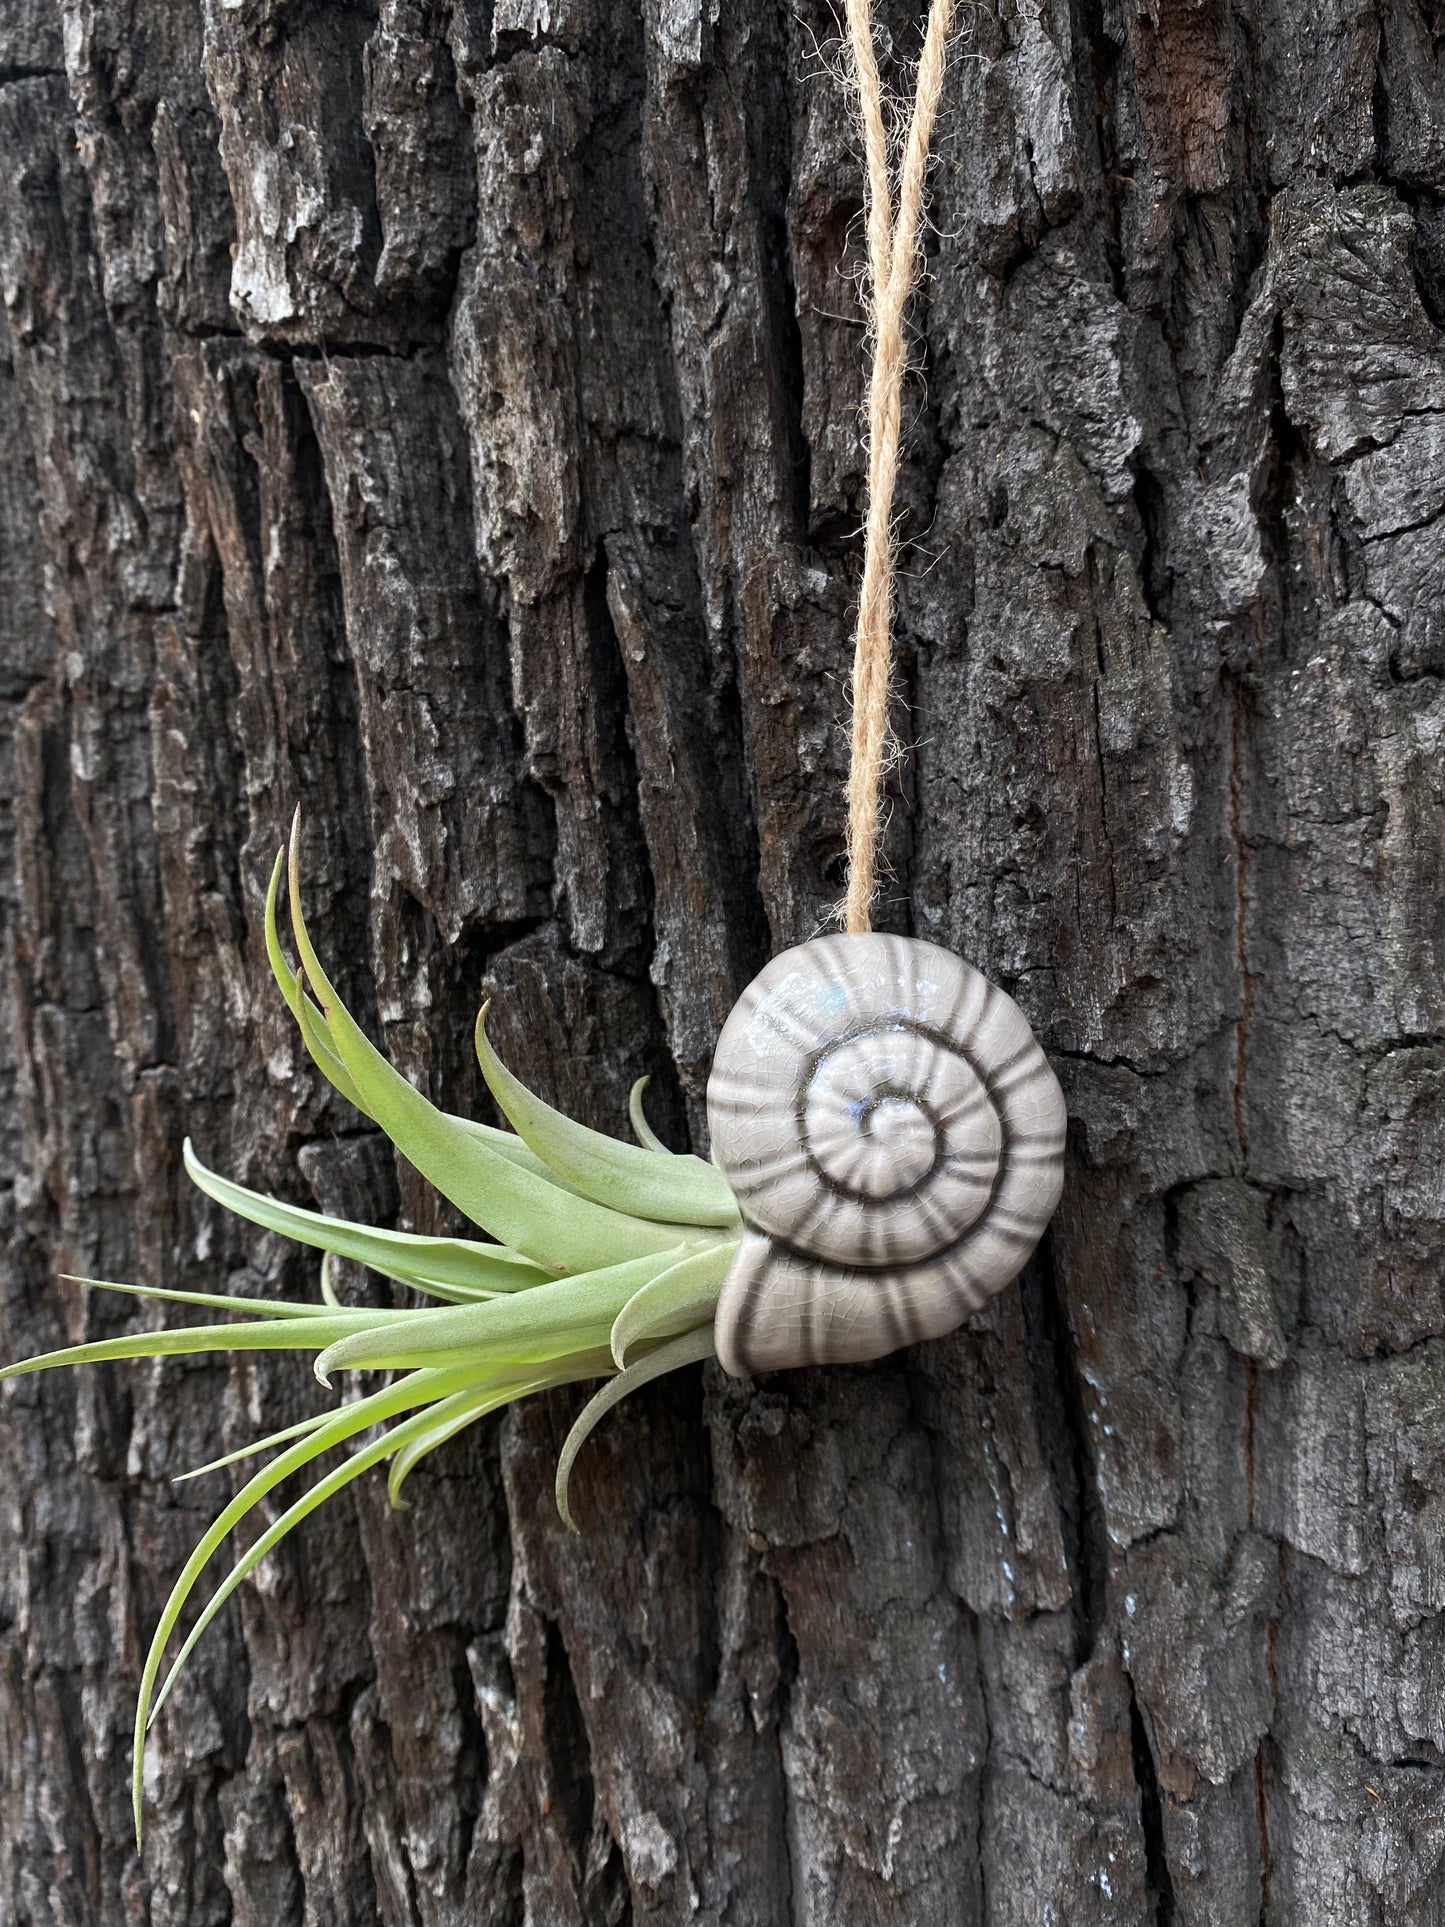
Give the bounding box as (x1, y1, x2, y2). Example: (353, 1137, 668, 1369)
(842, 0, 959, 935)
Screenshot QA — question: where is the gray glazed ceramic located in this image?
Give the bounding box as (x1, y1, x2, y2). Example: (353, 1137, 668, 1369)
(706, 933, 1067, 1374)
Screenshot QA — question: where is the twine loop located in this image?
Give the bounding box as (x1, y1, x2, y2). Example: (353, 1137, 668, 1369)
(842, 0, 959, 934)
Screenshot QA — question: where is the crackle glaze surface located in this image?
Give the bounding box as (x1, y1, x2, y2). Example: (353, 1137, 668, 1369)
(706, 933, 1067, 1373)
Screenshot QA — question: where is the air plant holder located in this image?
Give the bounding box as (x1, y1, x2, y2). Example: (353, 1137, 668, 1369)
(2, 808, 1064, 1838)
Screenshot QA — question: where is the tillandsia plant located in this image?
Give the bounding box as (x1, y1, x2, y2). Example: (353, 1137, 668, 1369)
(1, 809, 742, 1841)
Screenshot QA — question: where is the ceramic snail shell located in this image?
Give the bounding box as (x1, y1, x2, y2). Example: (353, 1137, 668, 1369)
(705, 932, 1067, 1375)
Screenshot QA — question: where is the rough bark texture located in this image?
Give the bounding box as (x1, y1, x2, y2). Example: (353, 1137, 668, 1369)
(1, 0, 1443, 1920)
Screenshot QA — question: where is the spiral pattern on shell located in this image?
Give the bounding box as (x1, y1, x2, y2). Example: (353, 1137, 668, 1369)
(706, 933, 1066, 1374)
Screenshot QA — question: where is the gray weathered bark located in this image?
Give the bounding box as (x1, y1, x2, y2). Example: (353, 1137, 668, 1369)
(2, 0, 1444, 1920)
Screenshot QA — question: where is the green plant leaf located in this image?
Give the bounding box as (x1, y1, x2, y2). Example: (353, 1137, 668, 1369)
(450, 1116, 598, 1194)
(474, 1005, 738, 1227)
(0, 1307, 404, 1383)
(148, 1389, 484, 1733)
(608, 1241, 733, 1368)
(184, 1139, 553, 1295)
(292, 944, 696, 1272)
(555, 1325, 716, 1530)
(132, 1363, 481, 1839)
(311, 1248, 692, 1380)
(628, 1076, 671, 1153)
(149, 1383, 525, 1749)
(59, 1272, 335, 1319)
(319, 1250, 343, 1308)
(384, 1384, 524, 1509)
(383, 1348, 613, 1507)
(173, 1410, 336, 1483)
(285, 813, 708, 1268)
(265, 844, 368, 1112)
(269, 838, 597, 1201)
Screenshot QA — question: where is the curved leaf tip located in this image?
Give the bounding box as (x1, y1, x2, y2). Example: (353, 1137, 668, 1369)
(628, 1076, 671, 1154)
(554, 1326, 717, 1530)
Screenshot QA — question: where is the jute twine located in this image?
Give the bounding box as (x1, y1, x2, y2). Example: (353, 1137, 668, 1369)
(841, 0, 959, 934)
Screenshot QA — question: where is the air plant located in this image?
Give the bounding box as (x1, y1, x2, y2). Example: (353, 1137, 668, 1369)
(0, 811, 741, 1841)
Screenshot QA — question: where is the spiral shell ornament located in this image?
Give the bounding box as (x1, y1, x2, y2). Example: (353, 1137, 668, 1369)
(705, 933, 1067, 1374)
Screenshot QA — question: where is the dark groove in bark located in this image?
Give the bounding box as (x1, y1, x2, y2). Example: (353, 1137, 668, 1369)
(1022, 1241, 1108, 1665)
(1253, 1742, 1274, 1923)
(1226, 669, 1252, 1169)
(1129, 1687, 1177, 1925)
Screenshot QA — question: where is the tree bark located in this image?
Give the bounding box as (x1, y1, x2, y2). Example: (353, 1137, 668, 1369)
(2, 0, 1444, 1921)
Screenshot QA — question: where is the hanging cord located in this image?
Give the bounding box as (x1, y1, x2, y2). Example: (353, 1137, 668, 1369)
(842, 0, 959, 934)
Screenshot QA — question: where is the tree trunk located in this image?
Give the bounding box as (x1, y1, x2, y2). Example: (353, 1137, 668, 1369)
(2, 0, 1443, 1921)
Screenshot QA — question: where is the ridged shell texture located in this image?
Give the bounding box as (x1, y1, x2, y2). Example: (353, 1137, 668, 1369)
(706, 933, 1066, 1374)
